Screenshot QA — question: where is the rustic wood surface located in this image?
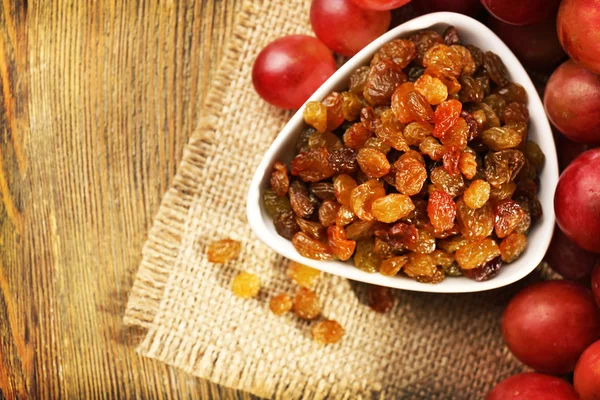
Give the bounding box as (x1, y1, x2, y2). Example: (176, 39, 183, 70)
(0, 1, 256, 398)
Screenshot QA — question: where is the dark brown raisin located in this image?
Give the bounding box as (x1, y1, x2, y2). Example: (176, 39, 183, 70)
(462, 256, 502, 282)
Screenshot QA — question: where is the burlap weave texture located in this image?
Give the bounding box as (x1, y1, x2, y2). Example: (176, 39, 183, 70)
(123, 1, 549, 398)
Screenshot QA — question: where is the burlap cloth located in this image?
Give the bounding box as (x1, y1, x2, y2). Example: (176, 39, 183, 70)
(124, 1, 554, 398)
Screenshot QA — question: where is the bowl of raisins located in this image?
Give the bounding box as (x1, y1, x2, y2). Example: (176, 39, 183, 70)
(247, 12, 559, 293)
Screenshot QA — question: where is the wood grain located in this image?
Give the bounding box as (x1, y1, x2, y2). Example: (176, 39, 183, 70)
(0, 1, 256, 398)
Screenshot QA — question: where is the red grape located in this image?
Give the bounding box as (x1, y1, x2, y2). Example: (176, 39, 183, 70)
(555, 149, 600, 254)
(489, 16, 565, 70)
(544, 60, 600, 145)
(544, 228, 599, 281)
(592, 265, 600, 308)
(502, 281, 600, 375)
(481, 0, 561, 26)
(349, 0, 411, 11)
(415, 0, 482, 16)
(574, 340, 600, 400)
(311, 0, 391, 57)
(487, 373, 579, 400)
(557, 0, 600, 74)
(252, 35, 336, 109)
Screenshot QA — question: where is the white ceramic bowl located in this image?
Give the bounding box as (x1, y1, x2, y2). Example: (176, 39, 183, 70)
(247, 12, 559, 293)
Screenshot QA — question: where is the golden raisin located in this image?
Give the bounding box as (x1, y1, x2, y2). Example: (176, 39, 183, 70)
(458, 152, 478, 180)
(391, 82, 416, 123)
(403, 253, 437, 279)
(350, 179, 386, 221)
(327, 225, 356, 261)
(341, 91, 363, 121)
(333, 174, 358, 207)
(455, 238, 500, 270)
(303, 101, 328, 133)
(231, 272, 260, 299)
(288, 261, 321, 289)
(292, 232, 332, 260)
(414, 74, 448, 105)
(372, 194, 415, 224)
(336, 205, 356, 227)
(499, 232, 528, 263)
(356, 148, 391, 178)
(395, 158, 427, 196)
(456, 198, 494, 240)
(432, 249, 455, 268)
(293, 287, 321, 320)
(269, 294, 293, 316)
(438, 235, 469, 253)
(379, 255, 409, 276)
(427, 190, 456, 231)
(463, 180, 491, 209)
(404, 121, 433, 146)
(207, 239, 241, 263)
(312, 320, 344, 345)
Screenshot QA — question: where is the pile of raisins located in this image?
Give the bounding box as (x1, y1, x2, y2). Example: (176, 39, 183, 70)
(264, 26, 544, 283)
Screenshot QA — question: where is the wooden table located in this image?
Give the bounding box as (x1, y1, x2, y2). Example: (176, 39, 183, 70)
(1, 1, 253, 397)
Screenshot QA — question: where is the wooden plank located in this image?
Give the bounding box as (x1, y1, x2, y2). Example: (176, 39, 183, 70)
(0, 1, 256, 398)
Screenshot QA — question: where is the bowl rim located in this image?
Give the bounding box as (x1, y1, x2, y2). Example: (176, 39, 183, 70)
(246, 12, 559, 293)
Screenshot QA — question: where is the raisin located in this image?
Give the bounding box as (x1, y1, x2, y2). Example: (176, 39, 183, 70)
(373, 39, 416, 68)
(312, 320, 344, 344)
(415, 74, 448, 105)
(289, 180, 314, 218)
(319, 200, 341, 227)
(231, 272, 260, 299)
(444, 263, 463, 277)
(322, 92, 345, 131)
(430, 166, 465, 197)
(484, 149, 525, 188)
(458, 75, 485, 103)
(291, 148, 335, 182)
(490, 182, 517, 202)
(403, 121, 433, 146)
(346, 219, 377, 240)
(428, 190, 456, 231)
(399, 149, 425, 165)
(461, 110, 482, 141)
(350, 179, 386, 221)
(349, 66, 370, 95)
(494, 199, 525, 238)
(372, 193, 415, 223)
(503, 102, 529, 125)
(463, 180, 491, 209)
(288, 261, 322, 289)
(525, 140, 545, 174)
(363, 137, 392, 154)
(379, 255, 409, 276)
(455, 238, 500, 270)
(269, 294, 293, 315)
(336, 205, 356, 227)
(407, 65, 425, 82)
(309, 131, 343, 152)
(462, 256, 502, 281)
(466, 44, 483, 70)
(458, 152, 478, 179)
(443, 145, 462, 177)
(385, 221, 419, 250)
(432, 249, 455, 268)
(424, 66, 462, 95)
(513, 196, 532, 234)
(270, 161, 290, 197)
(419, 136, 445, 161)
(407, 90, 435, 123)
(263, 189, 292, 217)
(341, 91, 363, 121)
(333, 174, 358, 206)
(438, 235, 469, 253)
(497, 82, 527, 104)
(423, 44, 464, 78)
(329, 148, 358, 174)
(499, 232, 528, 263)
(303, 101, 328, 133)
(274, 210, 301, 239)
(309, 182, 334, 201)
(327, 225, 356, 261)
(456, 198, 494, 240)
(454, 45, 476, 76)
(293, 287, 321, 320)
(356, 148, 391, 178)
(441, 118, 468, 149)
(476, 102, 500, 129)
(375, 109, 409, 151)
(483, 51, 509, 86)
(292, 232, 332, 260)
(481, 126, 524, 151)
(360, 106, 379, 132)
(410, 30, 444, 65)
(403, 253, 437, 279)
(207, 239, 241, 263)
(433, 99, 462, 139)
(395, 157, 427, 196)
(443, 26, 461, 45)
(405, 228, 436, 254)
(373, 237, 394, 259)
(367, 285, 395, 313)
(344, 123, 373, 150)
(296, 127, 315, 153)
(364, 59, 407, 106)
(391, 82, 416, 123)
(296, 217, 327, 241)
(355, 238, 381, 272)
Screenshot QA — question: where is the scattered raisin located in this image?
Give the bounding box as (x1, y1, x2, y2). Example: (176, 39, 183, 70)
(293, 287, 321, 320)
(312, 320, 344, 344)
(269, 294, 293, 315)
(288, 261, 322, 289)
(207, 239, 241, 263)
(231, 272, 260, 299)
